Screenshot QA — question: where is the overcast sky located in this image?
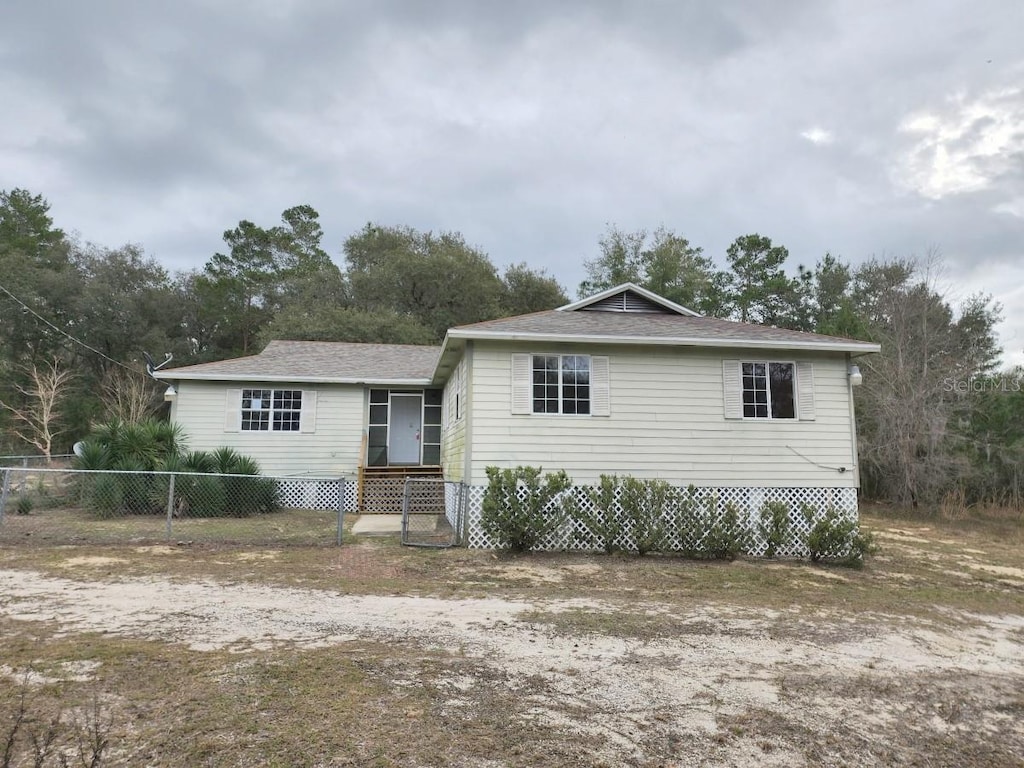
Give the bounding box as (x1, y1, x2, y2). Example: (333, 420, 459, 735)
(3, 1, 1023, 363)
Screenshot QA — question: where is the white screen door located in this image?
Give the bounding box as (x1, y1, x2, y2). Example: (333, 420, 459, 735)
(389, 394, 422, 465)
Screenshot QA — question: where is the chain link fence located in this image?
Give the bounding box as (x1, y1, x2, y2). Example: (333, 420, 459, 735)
(401, 478, 465, 547)
(0, 467, 354, 546)
(0, 454, 73, 471)
(0, 455, 73, 509)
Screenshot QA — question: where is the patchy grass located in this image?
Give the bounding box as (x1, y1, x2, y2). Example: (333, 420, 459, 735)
(1, 508, 1023, 621)
(0, 619, 600, 767)
(1, 507, 1022, 767)
(0, 504, 341, 546)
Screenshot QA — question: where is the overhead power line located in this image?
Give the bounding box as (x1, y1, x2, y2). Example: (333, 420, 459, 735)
(0, 279, 145, 376)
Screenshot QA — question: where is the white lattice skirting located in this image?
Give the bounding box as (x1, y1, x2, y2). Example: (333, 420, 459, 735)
(463, 485, 858, 556)
(276, 478, 358, 512)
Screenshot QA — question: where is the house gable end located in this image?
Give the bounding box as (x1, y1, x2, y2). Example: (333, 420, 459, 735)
(579, 289, 677, 314)
(556, 282, 701, 317)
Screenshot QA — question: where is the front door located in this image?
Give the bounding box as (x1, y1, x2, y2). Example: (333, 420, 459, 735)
(389, 394, 422, 465)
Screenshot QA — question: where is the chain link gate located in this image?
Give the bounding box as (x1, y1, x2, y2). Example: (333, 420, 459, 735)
(401, 477, 464, 547)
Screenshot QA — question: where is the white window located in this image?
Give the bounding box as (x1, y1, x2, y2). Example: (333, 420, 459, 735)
(742, 362, 795, 419)
(722, 360, 814, 421)
(446, 362, 464, 425)
(532, 354, 591, 414)
(241, 389, 302, 431)
(511, 353, 610, 416)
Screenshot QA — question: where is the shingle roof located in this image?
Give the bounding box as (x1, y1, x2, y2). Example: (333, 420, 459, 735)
(449, 310, 879, 351)
(159, 340, 441, 383)
(159, 285, 879, 385)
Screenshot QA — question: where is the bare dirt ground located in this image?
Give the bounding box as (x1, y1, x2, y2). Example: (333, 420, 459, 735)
(1, 509, 1023, 767)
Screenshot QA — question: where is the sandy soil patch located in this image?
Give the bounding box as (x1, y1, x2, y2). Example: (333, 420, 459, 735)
(961, 562, 1024, 579)
(58, 556, 127, 568)
(875, 530, 932, 544)
(2, 567, 1023, 765)
(765, 563, 851, 582)
(560, 563, 603, 576)
(235, 551, 282, 561)
(1, 660, 101, 685)
(133, 545, 178, 555)
(494, 564, 566, 584)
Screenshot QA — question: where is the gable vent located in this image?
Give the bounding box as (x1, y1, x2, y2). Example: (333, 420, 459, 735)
(581, 290, 674, 313)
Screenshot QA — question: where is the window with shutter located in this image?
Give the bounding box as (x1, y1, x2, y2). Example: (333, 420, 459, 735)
(511, 354, 532, 415)
(512, 354, 607, 416)
(796, 361, 815, 420)
(722, 360, 814, 421)
(591, 356, 610, 417)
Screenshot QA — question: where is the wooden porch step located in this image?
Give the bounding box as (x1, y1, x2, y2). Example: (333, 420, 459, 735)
(361, 466, 443, 477)
(359, 466, 444, 514)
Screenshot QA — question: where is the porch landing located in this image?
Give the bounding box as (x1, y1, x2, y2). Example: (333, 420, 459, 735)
(351, 514, 403, 536)
(350, 513, 448, 536)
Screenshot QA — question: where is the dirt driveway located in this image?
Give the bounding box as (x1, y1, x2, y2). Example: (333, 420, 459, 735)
(1, 511, 1023, 767)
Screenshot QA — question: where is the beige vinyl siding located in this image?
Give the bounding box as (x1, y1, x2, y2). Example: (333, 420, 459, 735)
(467, 341, 858, 487)
(441, 355, 468, 481)
(171, 380, 364, 476)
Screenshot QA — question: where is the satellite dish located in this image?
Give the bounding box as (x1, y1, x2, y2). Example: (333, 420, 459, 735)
(143, 351, 174, 378)
(73, 441, 86, 458)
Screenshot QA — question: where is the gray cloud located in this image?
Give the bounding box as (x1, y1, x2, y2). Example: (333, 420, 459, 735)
(2, 0, 1023, 361)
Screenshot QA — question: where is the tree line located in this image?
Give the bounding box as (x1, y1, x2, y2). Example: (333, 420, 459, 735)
(0, 187, 1020, 512)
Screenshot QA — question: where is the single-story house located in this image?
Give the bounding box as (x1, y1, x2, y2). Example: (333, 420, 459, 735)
(156, 283, 879, 543)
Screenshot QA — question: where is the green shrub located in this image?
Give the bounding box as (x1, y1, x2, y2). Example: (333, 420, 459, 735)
(702, 498, 746, 560)
(15, 495, 33, 515)
(481, 466, 572, 553)
(146, 447, 277, 518)
(668, 485, 704, 555)
(212, 451, 276, 517)
(223, 475, 280, 517)
(805, 507, 877, 567)
(759, 500, 791, 558)
(113, 469, 158, 515)
(183, 476, 228, 518)
(619, 477, 673, 556)
(250, 477, 281, 515)
(76, 421, 277, 518)
(83, 419, 185, 471)
(230, 455, 261, 476)
(574, 476, 682, 556)
(572, 475, 626, 553)
(181, 450, 216, 474)
(211, 447, 255, 475)
(72, 440, 112, 471)
(90, 474, 123, 518)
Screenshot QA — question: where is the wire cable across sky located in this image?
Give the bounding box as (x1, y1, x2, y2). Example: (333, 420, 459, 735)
(0, 280, 146, 377)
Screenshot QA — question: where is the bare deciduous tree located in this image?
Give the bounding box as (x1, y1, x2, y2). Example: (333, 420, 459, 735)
(99, 368, 160, 424)
(0, 358, 75, 459)
(853, 256, 1001, 506)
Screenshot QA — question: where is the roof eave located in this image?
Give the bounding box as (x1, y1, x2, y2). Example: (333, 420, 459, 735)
(156, 371, 435, 386)
(430, 334, 466, 383)
(446, 328, 881, 354)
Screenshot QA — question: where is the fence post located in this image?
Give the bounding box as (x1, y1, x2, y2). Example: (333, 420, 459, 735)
(460, 482, 469, 546)
(400, 477, 410, 544)
(0, 468, 10, 526)
(336, 477, 345, 546)
(166, 473, 176, 538)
